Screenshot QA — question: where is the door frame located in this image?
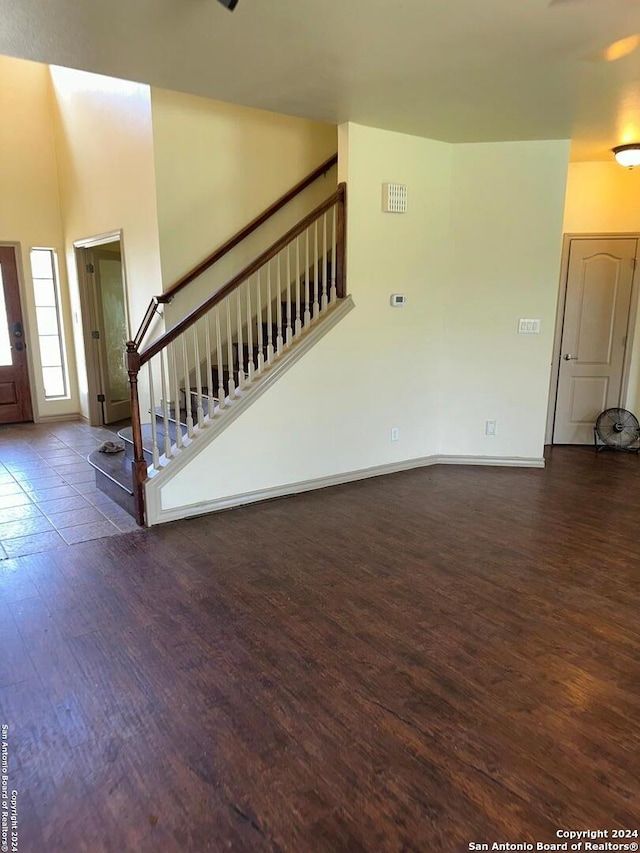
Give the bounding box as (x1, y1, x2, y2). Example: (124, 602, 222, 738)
(0, 241, 37, 421)
(74, 230, 131, 426)
(545, 232, 640, 444)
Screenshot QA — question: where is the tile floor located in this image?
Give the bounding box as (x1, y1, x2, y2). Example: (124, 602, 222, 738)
(0, 420, 140, 559)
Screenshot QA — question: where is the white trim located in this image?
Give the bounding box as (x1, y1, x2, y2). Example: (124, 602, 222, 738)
(146, 452, 545, 526)
(32, 412, 82, 424)
(438, 455, 545, 468)
(73, 230, 124, 250)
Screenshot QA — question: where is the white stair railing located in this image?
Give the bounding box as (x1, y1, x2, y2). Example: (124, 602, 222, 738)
(126, 185, 346, 519)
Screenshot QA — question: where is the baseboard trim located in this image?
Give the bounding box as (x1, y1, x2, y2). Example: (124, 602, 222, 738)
(438, 454, 545, 469)
(148, 452, 545, 526)
(33, 412, 83, 424)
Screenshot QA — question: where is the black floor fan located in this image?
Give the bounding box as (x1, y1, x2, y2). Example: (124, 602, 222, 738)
(594, 408, 640, 453)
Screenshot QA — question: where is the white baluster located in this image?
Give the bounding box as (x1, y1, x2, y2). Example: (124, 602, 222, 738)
(236, 286, 245, 389)
(182, 333, 194, 438)
(295, 236, 302, 336)
(256, 270, 264, 373)
(226, 297, 236, 397)
(276, 253, 283, 355)
(215, 305, 225, 408)
(170, 343, 183, 449)
(160, 349, 172, 459)
(266, 261, 274, 363)
(330, 204, 337, 303)
(322, 213, 328, 312)
(313, 219, 320, 319)
(286, 244, 292, 346)
(304, 229, 311, 327)
(193, 323, 204, 428)
(205, 311, 215, 419)
(246, 279, 254, 381)
(147, 361, 160, 469)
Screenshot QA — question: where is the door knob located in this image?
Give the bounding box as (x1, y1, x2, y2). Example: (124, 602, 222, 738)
(563, 354, 578, 361)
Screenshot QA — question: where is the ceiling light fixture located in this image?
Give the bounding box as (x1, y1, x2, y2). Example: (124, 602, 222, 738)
(216, 0, 239, 9)
(612, 144, 640, 168)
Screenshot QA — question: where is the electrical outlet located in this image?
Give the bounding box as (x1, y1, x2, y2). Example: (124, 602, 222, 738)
(391, 427, 399, 442)
(485, 420, 497, 436)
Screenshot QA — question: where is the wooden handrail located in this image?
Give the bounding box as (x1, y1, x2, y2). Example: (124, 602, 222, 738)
(131, 153, 337, 348)
(158, 153, 337, 305)
(139, 184, 345, 366)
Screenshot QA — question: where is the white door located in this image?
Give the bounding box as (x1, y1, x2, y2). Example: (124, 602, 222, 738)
(553, 238, 637, 444)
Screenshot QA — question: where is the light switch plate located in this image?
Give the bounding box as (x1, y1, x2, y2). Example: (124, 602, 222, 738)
(518, 318, 541, 334)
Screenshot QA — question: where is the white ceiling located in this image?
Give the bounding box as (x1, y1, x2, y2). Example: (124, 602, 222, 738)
(4, 0, 640, 160)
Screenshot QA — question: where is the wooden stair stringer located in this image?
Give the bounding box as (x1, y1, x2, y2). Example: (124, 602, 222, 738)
(144, 295, 354, 501)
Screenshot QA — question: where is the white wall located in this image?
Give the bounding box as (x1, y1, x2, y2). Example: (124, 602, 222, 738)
(0, 55, 78, 420)
(442, 140, 570, 457)
(151, 88, 338, 327)
(50, 66, 164, 419)
(563, 161, 640, 412)
(158, 127, 572, 516)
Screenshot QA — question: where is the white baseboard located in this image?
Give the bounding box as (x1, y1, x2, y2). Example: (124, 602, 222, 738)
(147, 452, 545, 526)
(438, 454, 545, 468)
(32, 412, 83, 424)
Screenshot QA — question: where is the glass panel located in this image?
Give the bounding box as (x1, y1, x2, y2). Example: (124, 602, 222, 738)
(42, 366, 65, 398)
(36, 306, 59, 336)
(30, 249, 54, 279)
(39, 335, 63, 367)
(33, 278, 57, 307)
(0, 266, 12, 366)
(98, 258, 129, 403)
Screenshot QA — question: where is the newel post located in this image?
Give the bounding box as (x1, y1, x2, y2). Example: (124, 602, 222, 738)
(336, 183, 346, 299)
(127, 341, 147, 526)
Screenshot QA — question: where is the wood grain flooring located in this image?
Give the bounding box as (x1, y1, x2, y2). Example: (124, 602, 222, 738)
(0, 445, 638, 851)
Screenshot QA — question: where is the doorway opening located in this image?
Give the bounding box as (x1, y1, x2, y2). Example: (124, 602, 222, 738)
(547, 234, 640, 445)
(0, 245, 34, 424)
(75, 232, 131, 426)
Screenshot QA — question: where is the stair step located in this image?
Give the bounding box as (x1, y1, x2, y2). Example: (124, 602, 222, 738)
(87, 448, 136, 517)
(120, 423, 182, 463)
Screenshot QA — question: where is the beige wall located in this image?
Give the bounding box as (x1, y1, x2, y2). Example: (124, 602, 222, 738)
(159, 127, 572, 514)
(0, 55, 78, 419)
(562, 160, 640, 413)
(151, 88, 338, 327)
(50, 66, 164, 419)
(159, 123, 455, 510)
(443, 140, 570, 457)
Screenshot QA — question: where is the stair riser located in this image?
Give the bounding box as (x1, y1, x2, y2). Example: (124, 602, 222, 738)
(94, 470, 136, 517)
(123, 437, 153, 465)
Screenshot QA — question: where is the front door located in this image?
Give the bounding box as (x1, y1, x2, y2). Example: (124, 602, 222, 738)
(553, 238, 637, 444)
(0, 246, 33, 424)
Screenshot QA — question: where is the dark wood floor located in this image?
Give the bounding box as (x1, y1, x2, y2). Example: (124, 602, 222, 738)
(1, 446, 638, 851)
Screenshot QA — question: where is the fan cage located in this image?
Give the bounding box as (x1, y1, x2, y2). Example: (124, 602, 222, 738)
(594, 407, 640, 453)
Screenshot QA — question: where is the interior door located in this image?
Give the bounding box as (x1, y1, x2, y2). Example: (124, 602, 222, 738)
(553, 238, 637, 444)
(89, 246, 131, 424)
(0, 246, 33, 424)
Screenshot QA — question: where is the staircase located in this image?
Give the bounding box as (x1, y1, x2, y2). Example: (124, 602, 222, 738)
(88, 164, 349, 526)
